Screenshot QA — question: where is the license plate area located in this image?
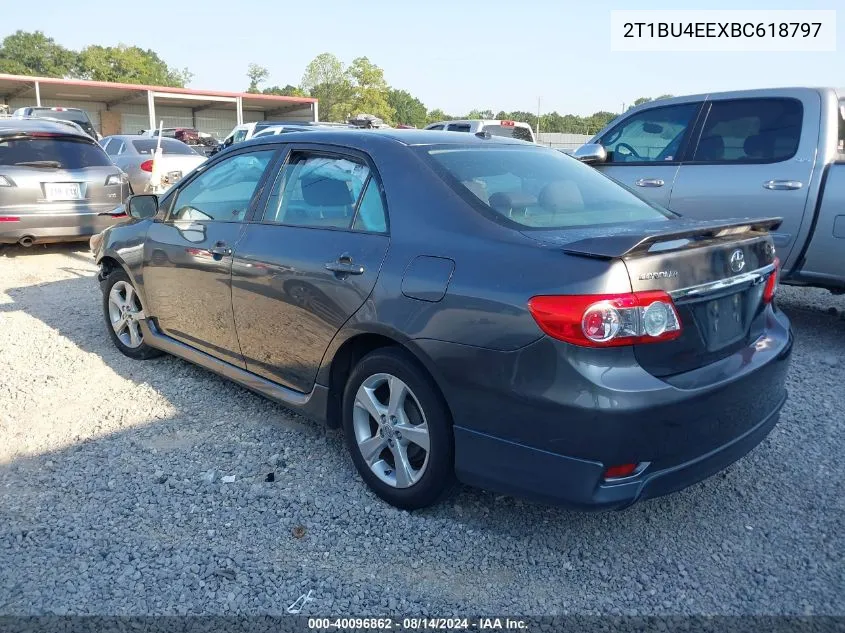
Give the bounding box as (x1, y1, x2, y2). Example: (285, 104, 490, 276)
(44, 182, 82, 201)
(164, 170, 183, 184)
(693, 290, 749, 351)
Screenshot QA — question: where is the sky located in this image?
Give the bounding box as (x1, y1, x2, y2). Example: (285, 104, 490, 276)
(4, 0, 843, 117)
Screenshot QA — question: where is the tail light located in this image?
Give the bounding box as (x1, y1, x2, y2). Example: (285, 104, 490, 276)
(0, 216, 20, 222)
(105, 173, 128, 186)
(528, 291, 682, 347)
(763, 257, 779, 304)
(604, 463, 639, 479)
(140, 160, 154, 172)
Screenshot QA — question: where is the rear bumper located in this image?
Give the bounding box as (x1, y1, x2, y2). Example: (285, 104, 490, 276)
(0, 212, 123, 244)
(416, 307, 793, 509)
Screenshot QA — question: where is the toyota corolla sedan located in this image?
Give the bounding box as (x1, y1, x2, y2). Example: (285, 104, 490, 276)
(91, 130, 792, 510)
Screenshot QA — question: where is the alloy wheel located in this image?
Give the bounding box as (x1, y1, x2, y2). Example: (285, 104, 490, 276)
(107, 280, 146, 349)
(352, 373, 431, 488)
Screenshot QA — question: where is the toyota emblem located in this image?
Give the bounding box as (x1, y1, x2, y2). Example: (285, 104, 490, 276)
(729, 249, 746, 274)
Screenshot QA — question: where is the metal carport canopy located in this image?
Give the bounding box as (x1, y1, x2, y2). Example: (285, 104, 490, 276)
(0, 73, 319, 126)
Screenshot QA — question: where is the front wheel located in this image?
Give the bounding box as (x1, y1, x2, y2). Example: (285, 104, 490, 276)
(342, 348, 454, 510)
(102, 269, 162, 360)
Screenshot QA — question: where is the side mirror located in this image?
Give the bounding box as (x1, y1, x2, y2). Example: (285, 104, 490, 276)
(127, 194, 159, 219)
(573, 143, 608, 164)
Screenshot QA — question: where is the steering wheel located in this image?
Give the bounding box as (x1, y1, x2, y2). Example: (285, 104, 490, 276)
(615, 143, 641, 159)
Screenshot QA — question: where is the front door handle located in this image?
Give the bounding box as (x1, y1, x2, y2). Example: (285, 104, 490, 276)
(325, 254, 364, 276)
(209, 241, 232, 257)
(634, 178, 665, 188)
(763, 180, 803, 191)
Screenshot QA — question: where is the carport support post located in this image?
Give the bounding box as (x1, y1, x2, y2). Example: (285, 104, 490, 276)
(236, 96, 243, 125)
(147, 90, 156, 131)
(34, 81, 41, 107)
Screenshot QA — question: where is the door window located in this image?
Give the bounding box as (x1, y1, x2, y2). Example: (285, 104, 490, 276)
(262, 152, 375, 230)
(168, 150, 274, 222)
(691, 98, 802, 164)
(599, 103, 699, 163)
(233, 129, 249, 143)
(351, 179, 388, 232)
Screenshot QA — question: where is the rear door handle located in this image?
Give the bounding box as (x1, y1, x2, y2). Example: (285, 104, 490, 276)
(634, 178, 665, 188)
(763, 180, 803, 191)
(209, 241, 232, 257)
(325, 254, 364, 276)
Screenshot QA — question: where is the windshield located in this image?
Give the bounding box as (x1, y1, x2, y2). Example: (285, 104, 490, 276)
(132, 139, 199, 155)
(424, 146, 672, 229)
(27, 109, 89, 124)
(0, 136, 112, 168)
(482, 124, 534, 142)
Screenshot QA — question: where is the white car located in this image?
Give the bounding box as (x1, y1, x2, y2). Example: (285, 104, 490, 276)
(424, 119, 535, 143)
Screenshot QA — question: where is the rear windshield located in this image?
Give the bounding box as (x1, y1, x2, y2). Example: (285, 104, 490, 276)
(0, 136, 112, 169)
(27, 109, 90, 125)
(482, 124, 534, 142)
(132, 139, 199, 155)
(424, 146, 672, 229)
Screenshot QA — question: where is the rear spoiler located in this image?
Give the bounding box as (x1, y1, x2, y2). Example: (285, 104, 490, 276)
(562, 217, 783, 259)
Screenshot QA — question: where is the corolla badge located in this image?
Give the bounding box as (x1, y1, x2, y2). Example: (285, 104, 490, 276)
(729, 249, 746, 273)
(638, 270, 678, 280)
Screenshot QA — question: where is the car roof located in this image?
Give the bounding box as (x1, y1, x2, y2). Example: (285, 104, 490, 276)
(0, 118, 93, 139)
(428, 119, 533, 127)
(240, 128, 533, 149)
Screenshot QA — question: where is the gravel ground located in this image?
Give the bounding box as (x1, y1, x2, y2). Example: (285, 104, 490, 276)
(0, 243, 843, 617)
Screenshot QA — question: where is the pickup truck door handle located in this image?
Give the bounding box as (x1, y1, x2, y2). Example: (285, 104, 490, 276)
(763, 180, 803, 191)
(634, 178, 665, 188)
(325, 254, 364, 276)
(208, 241, 233, 257)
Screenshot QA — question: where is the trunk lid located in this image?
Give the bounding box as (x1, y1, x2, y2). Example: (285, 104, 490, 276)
(524, 217, 781, 376)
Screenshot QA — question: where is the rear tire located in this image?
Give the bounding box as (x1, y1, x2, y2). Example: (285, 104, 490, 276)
(102, 269, 162, 360)
(342, 347, 454, 510)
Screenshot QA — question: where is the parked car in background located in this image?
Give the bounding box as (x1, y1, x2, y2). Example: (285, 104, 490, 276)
(575, 87, 845, 293)
(100, 135, 206, 194)
(211, 120, 323, 155)
(13, 106, 99, 140)
(93, 129, 791, 510)
(0, 119, 129, 247)
(139, 127, 219, 157)
(251, 124, 342, 139)
(424, 119, 536, 143)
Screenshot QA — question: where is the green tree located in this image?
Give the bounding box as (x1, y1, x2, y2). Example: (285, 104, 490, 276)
(77, 44, 191, 87)
(0, 30, 77, 77)
(263, 84, 306, 97)
(387, 89, 427, 127)
(426, 109, 453, 124)
(345, 57, 394, 122)
(300, 53, 352, 121)
(246, 63, 269, 93)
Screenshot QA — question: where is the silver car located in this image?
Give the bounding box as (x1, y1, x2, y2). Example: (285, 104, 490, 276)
(100, 135, 207, 194)
(0, 119, 130, 247)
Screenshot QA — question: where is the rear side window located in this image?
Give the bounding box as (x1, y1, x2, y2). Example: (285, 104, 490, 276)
(482, 124, 534, 142)
(132, 139, 199, 155)
(425, 146, 672, 229)
(599, 103, 699, 163)
(0, 136, 112, 168)
(263, 153, 373, 230)
(837, 100, 845, 155)
(427, 124, 445, 130)
(691, 98, 802, 163)
(447, 124, 472, 132)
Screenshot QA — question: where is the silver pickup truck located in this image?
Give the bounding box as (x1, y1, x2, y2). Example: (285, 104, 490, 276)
(575, 87, 845, 293)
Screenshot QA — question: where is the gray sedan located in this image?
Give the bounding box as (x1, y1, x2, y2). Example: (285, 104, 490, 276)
(92, 130, 792, 510)
(0, 119, 130, 246)
(100, 135, 207, 194)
